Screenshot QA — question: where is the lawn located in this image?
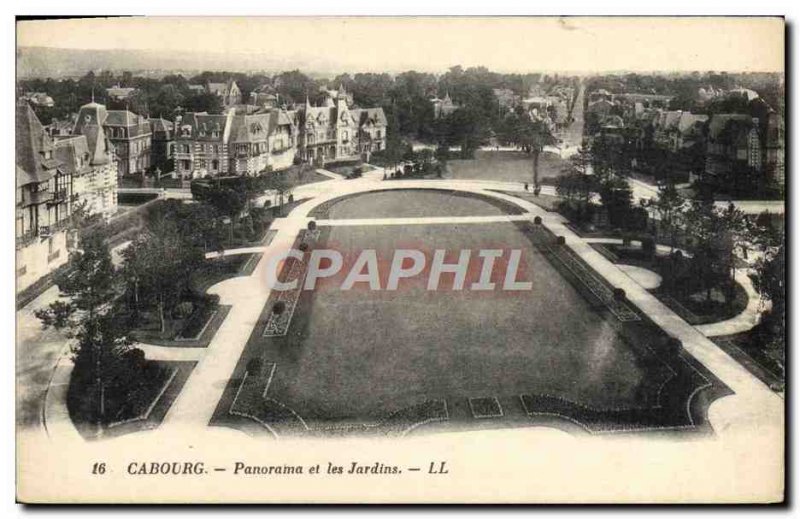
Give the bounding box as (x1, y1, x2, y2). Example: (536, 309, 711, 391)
(309, 188, 525, 219)
(278, 164, 332, 188)
(213, 190, 725, 436)
(445, 149, 567, 184)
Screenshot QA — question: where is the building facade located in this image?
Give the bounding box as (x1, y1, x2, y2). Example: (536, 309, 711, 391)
(16, 102, 73, 293)
(294, 94, 387, 165)
(207, 80, 242, 108)
(54, 131, 118, 219)
(173, 106, 298, 178)
(149, 117, 175, 174)
(74, 102, 152, 177)
(431, 92, 458, 119)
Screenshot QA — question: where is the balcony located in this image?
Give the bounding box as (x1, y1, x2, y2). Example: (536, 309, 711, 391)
(39, 219, 71, 237)
(22, 190, 53, 207)
(49, 189, 68, 204)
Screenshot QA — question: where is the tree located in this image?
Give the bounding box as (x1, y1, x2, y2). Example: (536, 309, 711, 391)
(434, 144, 450, 177)
(183, 92, 223, 114)
(34, 234, 132, 432)
(121, 219, 204, 333)
(751, 244, 785, 374)
(681, 198, 742, 302)
(653, 182, 685, 251)
(263, 173, 294, 216)
(598, 176, 634, 229)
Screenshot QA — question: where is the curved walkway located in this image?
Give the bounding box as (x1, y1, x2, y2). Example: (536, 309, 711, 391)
(696, 268, 770, 337)
(617, 264, 662, 290)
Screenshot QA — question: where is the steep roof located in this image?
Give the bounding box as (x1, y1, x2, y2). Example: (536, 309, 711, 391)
(149, 117, 174, 137)
(54, 135, 93, 176)
(178, 112, 231, 142)
(207, 80, 237, 97)
(16, 101, 60, 185)
(228, 112, 273, 144)
(105, 110, 152, 138)
(82, 125, 113, 166)
(73, 101, 108, 135)
(351, 107, 387, 127)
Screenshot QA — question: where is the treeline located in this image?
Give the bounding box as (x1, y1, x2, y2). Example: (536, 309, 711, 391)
(585, 71, 784, 113)
(19, 66, 579, 143)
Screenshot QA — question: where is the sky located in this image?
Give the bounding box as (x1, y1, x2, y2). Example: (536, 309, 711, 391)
(17, 16, 785, 74)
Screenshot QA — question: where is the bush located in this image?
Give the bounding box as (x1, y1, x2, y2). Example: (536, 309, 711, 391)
(613, 288, 626, 301)
(622, 233, 633, 247)
(298, 242, 309, 252)
(173, 301, 195, 319)
(307, 221, 317, 231)
(272, 301, 286, 315)
(533, 216, 542, 225)
(641, 235, 656, 257)
(556, 236, 566, 246)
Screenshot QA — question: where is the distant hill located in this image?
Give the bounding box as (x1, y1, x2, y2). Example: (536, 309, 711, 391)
(16, 46, 338, 79)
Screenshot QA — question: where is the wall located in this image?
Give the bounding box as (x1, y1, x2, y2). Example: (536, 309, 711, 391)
(16, 230, 69, 293)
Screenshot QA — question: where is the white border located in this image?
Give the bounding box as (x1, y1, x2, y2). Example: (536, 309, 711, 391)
(5, 2, 795, 515)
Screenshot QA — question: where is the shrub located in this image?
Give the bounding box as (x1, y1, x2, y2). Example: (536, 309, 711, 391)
(272, 301, 286, 315)
(173, 301, 195, 319)
(307, 221, 317, 231)
(613, 288, 626, 301)
(556, 236, 566, 245)
(533, 216, 542, 225)
(298, 242, 309, 252)
(641, 235, 656, 257)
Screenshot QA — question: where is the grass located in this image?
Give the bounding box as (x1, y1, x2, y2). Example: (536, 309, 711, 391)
(213, 190, 724, 436)
(445, 149, 567, 184)
(309, 189, 525, 219)
(712, 328, 784, 390)
(278, 164, 331, 188)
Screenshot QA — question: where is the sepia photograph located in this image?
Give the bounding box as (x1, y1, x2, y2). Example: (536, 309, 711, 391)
(12, 14, 786, 504)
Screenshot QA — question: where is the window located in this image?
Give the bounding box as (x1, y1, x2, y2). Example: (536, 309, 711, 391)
(47, 237, 54, 255)
(212, 160, 219, 170)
